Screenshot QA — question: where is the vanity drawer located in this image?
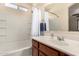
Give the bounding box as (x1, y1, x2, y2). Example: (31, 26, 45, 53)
(39, 43, 59, 56)
(32, 40, 38, 48)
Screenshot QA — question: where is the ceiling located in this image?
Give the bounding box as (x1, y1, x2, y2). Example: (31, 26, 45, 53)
(15, 3, 52, 10)
(0, 3, 74, 10)
(0, 3, 74, 14)
(15, 3, 32, 9)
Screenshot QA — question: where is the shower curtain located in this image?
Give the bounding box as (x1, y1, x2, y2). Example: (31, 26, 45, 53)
(31, 8, 41, 36)
(44, 12, 49, 31)
(31, 8, 49, 36)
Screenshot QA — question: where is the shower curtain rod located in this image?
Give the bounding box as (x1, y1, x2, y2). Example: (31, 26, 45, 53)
(46, 10, 59, 18)
(31, 8, 59, 18)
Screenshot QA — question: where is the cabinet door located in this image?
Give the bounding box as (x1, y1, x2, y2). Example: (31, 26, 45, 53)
(39, 51, 46, 56)
(32, 47, 38, 56)
(39, 43, 59, 56)
(32, 40, 38, 48)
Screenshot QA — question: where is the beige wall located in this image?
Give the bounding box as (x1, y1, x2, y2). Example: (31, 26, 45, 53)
(47, 3, 73, 31)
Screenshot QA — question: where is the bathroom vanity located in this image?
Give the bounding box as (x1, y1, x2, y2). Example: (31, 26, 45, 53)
(32, 39, 69, 56)
(32, 36, 79, 56)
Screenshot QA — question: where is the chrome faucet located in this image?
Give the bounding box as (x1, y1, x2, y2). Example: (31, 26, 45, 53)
(57, 36, 64, 41)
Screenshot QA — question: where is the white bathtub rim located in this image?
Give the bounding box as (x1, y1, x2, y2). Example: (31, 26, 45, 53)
(0, 46, 32, 56)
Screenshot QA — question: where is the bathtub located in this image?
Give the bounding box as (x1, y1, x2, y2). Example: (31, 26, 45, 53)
(5, 47, 32, 56)
(2, 46, 32, 56)
(0, 40, 32, 56)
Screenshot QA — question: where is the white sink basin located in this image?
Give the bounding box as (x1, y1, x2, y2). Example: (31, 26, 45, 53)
(45, 36, 79, 47)
(35, 36, 79, 47)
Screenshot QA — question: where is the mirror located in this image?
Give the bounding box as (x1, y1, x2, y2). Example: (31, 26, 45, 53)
(69, 3, 79, 31)
(45, 3, 79, 31)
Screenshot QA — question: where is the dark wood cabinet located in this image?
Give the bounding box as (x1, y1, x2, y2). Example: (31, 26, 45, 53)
(39, 51, 46, 56)
(32, 40, 38, 56)
(32, 47, 38, 56)
(32, 39, 69, 56)
(32, 39, 38, 48)
(39, 43, 58, 56)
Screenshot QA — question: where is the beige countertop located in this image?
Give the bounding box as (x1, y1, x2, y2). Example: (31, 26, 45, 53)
(32, 36, 79, 56)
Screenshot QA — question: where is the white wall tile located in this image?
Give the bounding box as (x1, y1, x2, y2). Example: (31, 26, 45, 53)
(0, 6, 32, 54)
